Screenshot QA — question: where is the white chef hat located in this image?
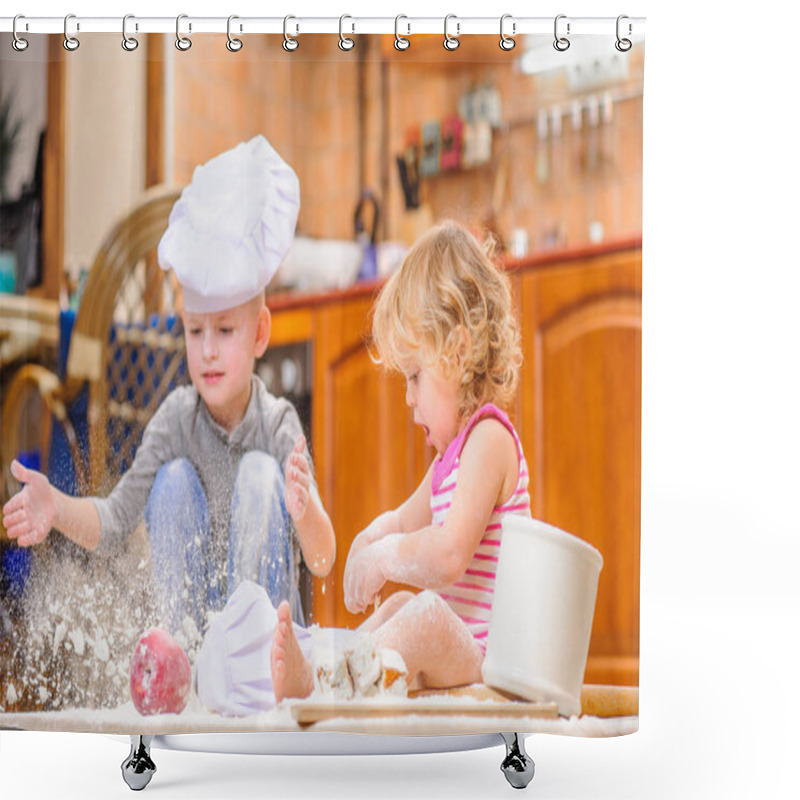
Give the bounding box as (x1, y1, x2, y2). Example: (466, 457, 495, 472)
(157, 135, 300, 313)
(196, 580, 311, 717)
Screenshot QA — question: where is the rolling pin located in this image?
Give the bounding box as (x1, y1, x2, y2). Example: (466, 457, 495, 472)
(579, 684, 639, 718)
(414, 683, 639, 718)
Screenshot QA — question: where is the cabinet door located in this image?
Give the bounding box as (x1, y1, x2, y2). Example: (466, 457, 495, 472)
(310, 297, 429, 627)
(519, 249, 642, 685)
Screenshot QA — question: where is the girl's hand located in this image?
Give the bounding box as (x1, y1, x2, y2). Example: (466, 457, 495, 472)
(342, 521, 388, 604)
(1, 460, 56, 547)
(343, 536, 396, 614)
(284, 435, 311, 523)
(345, 525, 375, 571)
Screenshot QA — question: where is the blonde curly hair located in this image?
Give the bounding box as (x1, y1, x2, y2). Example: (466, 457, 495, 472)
(371, 220, 522, 422)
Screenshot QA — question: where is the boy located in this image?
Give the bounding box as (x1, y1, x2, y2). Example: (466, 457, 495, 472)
(1, 136, 335, 636)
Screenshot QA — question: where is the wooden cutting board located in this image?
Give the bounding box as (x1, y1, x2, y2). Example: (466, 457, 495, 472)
(290, 683, 638, 726)
(291, 685, 557, 726)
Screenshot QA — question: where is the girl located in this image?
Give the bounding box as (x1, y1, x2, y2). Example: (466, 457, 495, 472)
(270, 220, 532, 701)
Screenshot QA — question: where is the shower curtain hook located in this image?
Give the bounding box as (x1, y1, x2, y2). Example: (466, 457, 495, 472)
(283, 15, 299, 51)
(63, 14, 80, 51)
(443, 14, 460, 51)
(338, 15, 355, 51)
(615, 15, 632, 52)
(553, 14, 570, 52)
(394, 15, 410, 51)
(227, 15, 243, 51)
(122, 15, 139, 51)
(499, 14, 516, 51)
(12, 15, 29, 52)
(175, 14, 192, 51)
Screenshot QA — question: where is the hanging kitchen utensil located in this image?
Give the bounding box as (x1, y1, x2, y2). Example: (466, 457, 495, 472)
(600, 92, 615, 172)
(483, 150, 509, 253)
(587, 95, 600, 173)
(550, 105, 563, 187)
(440, 115, 464, 171)
(462, 120, 492, 168)
(571, 99, 584, 175)
(399, 127, 422, 209)
(354, 190, 380, 281)
(396, 155, 419, 210)
(536, 109, 550, 186)
(420, 120, 441, 177)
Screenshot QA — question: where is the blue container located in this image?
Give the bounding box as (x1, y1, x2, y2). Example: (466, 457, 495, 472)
(1, 547, 31, 600)
(17, 450, 41, 473)
(1, 450, 40, 598)
(0, 250, 16, 293)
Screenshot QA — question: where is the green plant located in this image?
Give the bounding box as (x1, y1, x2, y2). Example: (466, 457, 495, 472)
(0, 88, 24, 202)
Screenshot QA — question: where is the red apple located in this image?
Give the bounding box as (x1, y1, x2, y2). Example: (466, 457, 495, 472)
(130, 628, 191, 715)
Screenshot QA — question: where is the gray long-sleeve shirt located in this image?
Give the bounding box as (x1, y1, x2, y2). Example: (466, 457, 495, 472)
(92, 376, 316, 563)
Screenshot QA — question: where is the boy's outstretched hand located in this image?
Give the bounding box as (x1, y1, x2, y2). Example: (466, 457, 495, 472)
(284, 434, 310, 523)
(2, 459, 56, 547)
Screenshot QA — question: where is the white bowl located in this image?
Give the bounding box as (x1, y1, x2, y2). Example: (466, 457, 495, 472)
(275, 237, 363, 292)
(482, 517, 603, 717)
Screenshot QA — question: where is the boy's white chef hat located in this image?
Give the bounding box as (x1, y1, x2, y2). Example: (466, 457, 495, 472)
(157, 135, 299, 314)
(196, 580, 312, 716)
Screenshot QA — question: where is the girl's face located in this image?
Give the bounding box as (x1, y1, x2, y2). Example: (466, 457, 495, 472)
(183, 300, 269, 432)
(402, 356, 462, 456)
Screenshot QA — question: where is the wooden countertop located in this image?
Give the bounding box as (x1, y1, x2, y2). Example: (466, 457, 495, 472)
(0, 237, 643, 325)
(264, 235, 643, 314)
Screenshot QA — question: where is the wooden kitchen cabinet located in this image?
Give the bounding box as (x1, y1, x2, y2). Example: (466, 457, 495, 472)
(304, 294, 431, 628)
(516, 244, 642, 685)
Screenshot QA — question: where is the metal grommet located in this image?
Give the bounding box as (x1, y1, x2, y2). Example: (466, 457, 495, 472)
(12, 15, 29, 52)
(553, 14, 570, 52)
(443, 14, 460, 51)
(175, 14, 192, 51)
(227, 15, 243, 52)
(394, 15, 410, 51)
(283, 15, 299, 52)
(63, 14, 80, 51)
(615, 14, 632, 52)
(499, 14, 515, 51)
(122, 14, 139, 51)
(338, 14, 355, 51)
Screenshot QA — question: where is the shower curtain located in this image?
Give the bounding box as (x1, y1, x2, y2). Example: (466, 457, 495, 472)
(0, 23, 643, 740)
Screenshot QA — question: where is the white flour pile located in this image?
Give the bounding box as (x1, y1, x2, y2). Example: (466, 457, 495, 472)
(1, 540, 158, 712)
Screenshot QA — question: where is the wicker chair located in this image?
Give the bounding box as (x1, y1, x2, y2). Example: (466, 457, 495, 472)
(1, 185, 186, 518)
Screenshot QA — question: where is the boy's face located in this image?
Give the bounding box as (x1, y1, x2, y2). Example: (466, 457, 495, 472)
(183, 297, 270, 431)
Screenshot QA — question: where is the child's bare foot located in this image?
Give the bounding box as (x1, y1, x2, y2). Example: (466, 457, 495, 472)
(271, 600, 314, 702)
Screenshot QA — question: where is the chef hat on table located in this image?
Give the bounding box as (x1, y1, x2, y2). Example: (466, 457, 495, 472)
(158, 135, 300, 314)
(196, 580, 311, 716)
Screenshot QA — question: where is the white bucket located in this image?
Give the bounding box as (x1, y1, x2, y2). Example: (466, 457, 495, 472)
(481, 517, 603, 717)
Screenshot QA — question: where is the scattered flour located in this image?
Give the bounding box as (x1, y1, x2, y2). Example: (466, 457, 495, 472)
(311, 629, 354, 700)
(6, 683, 18, 705)
(68, 629, 85, 656)
(2, 540, 158, 712)
(94, 637, 110, 662)
(53, 622, 68, 653)
(309, 628, 408, 701)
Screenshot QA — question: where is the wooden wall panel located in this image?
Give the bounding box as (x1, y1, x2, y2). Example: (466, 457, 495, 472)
(519, 250, 642, 685)
(307, 295, 431, 627)
(38, 37, 65, 301)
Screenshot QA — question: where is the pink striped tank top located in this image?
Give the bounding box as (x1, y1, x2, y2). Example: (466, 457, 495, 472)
(430, 403, 532, 652)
